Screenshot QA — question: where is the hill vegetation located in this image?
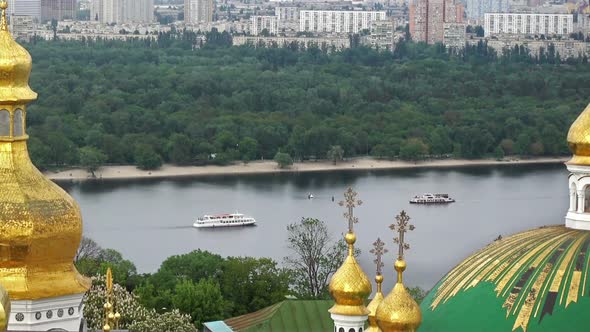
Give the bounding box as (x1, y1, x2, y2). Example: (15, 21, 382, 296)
(23, 36, 586, 170)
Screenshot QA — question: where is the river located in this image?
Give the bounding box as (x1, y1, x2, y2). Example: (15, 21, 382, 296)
(57, 163, 568, 291)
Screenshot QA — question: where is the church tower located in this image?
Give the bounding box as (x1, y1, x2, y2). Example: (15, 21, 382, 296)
(0, 1, 90, 330)
(328, 188, 372, 332)
(565, 104, 590, 230)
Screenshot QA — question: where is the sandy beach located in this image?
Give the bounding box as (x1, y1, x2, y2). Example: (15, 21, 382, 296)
(44, 157, 568, 181)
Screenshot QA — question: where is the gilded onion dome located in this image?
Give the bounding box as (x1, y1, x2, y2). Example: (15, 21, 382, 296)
(0, 1, 89, 300)
(366, 274, 385, 332)
(375, 211, 421, 332)
(329, 188, 372, 317)
(328, 232, 372, 316)
(0, 2, 36, 103)
(375, 260, 421, 332)
(367, 237, 387, 332)
(567, 103, 590, 165)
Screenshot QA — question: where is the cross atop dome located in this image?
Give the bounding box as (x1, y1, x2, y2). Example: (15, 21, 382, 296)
(390, 210, 415, 261)
(339, 187, 362, 233)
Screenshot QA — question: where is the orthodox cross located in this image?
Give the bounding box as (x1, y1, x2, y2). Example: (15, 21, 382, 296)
(389, 210, 415, 260)
(339, 187, 362, 233)
(370, 238, 388, 276)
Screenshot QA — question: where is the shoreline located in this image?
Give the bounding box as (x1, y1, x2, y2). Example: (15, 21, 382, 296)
(44, 157, 568, 182)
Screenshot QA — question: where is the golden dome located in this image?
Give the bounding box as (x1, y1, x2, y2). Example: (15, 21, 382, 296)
(0, 3, 36, 103)
(567, 103, 590, 165)
(375, 260, 422, 332)
(0, 284, 9, 332)
(328, 232, 372, 316)
(0, 1, 89, 300)
(366, 274, 384, 332)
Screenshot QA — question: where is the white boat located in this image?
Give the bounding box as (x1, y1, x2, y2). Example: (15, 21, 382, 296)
(193, 213, 256, 228)
(409, 193, 455, 204)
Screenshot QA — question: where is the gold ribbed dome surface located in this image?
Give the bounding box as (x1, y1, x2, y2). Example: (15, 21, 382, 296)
(0, 3, 36, 103)
(328, 232, 372, 316)
(375, 260, 422, 332)
(0, 1, 89, 300)
(567, 103, 590, 165)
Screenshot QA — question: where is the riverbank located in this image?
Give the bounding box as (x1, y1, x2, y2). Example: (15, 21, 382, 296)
(44, 157, 568, 181)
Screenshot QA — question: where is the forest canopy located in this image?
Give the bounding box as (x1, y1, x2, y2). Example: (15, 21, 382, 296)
(22, 38, 585, 170)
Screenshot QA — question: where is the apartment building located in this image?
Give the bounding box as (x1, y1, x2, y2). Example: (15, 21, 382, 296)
(484, 13, 573, 37)
(250, 15, 278, 35)
(299, 10, 386, 34)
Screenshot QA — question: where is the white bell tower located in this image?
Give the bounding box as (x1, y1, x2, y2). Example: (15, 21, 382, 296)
(565, 164, 590, 230)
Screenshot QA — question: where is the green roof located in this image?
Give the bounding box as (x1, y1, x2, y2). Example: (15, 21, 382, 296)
(421, 225, 590, 331)
(222, 300, 334, 332)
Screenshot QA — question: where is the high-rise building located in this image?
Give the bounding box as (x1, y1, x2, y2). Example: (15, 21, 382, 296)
(7, 0, 41, 20)
(465, 0, 510, 21)
(184, 0, 213, 24)
(409, 0, 463, 44)
(299, 10, 387, 34)
(275, 6, 299, 32)
(409, 0, 428, 42)
(91, 0, 153, 24)
(484, 13, 573, 37)
(250, 16, 278, 35)
(41, 0, 76, 22)
(426, 0, 444, 44)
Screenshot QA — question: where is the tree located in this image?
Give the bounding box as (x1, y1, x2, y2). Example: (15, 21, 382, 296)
(172, 279, 227, 328)
(408, 286, 427, 304)
(400, 138, 428, 161)
(167, 133, 193, 165)
(284, 218, 350, 299)
(84, 275, 196, 332)
(75, 236, 103, 262)
(154, 250, 224, 288)
(327, 145, 345, 165)
(134, 144, 163, 170)
(274, 152, 293, 169)
(494, 145, 505, 160)
(239, 137, 258, 162)
(219, 257, 290, 316)
(79, 146, 107, 177)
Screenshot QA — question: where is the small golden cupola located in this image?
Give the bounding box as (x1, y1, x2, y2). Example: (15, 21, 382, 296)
(376, 211, 422, 332)
(328, 188, 372, 332)
(366, 238, 387, 332)
(567, 103, 590, 165)
(0, 0, 89, 303)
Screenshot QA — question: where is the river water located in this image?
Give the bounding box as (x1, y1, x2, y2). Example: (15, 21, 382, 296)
(57, 163, 567, 291)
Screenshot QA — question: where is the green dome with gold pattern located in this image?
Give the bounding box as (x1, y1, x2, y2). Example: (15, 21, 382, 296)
(421, 225, 590, 332)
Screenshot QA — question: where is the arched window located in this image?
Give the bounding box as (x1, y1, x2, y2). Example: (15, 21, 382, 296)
(339, 328, 345, 332)
(571, 182, 578, 212)
(0, 110, 8, 136)
(13, 109, 23, 137)
(348, 328, 356, 332)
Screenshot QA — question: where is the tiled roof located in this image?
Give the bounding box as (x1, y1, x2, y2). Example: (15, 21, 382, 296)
(223, 299, 334, 332)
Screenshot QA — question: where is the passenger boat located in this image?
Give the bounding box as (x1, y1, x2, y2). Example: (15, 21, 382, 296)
(409, 193, 455, 204)
(193, 213, 256, 228)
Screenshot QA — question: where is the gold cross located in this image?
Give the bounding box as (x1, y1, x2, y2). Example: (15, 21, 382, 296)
(339, 187, 362, 233)
(389, 210, 415, 260)
(370, 238, 388, 276)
